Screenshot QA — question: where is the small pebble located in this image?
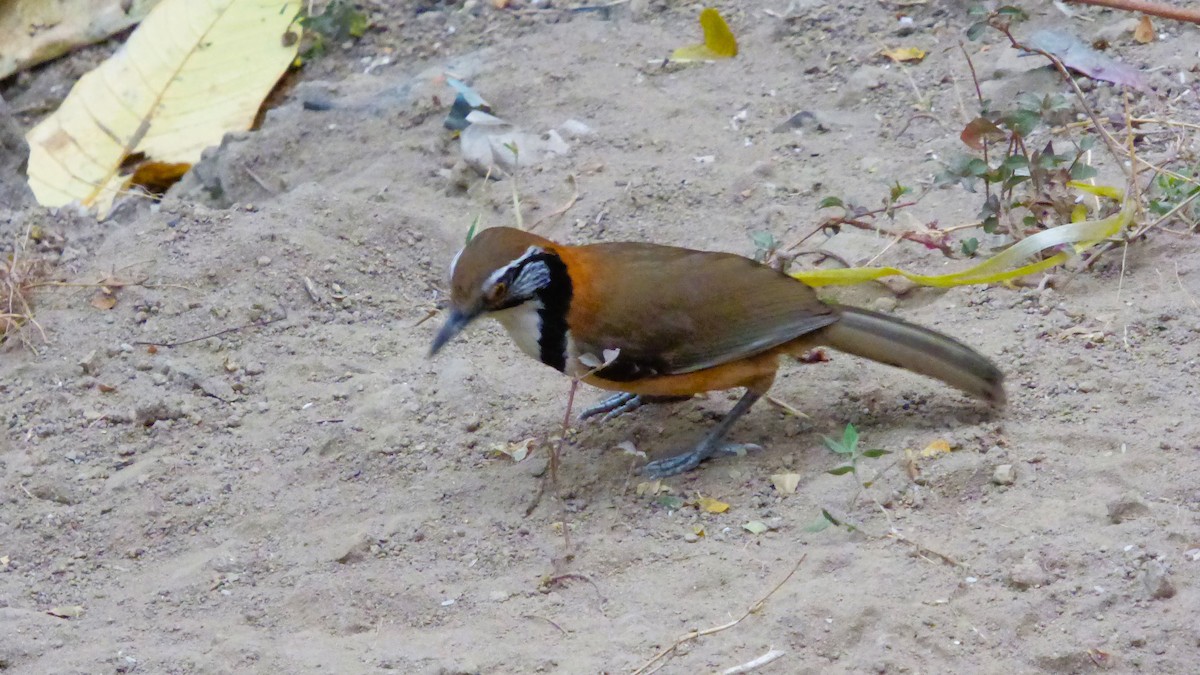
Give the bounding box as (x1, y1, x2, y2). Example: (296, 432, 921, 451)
(1107, 492, 1151, 524)
(257, 256, 272, 267)
(1142, 560, 1176, 599)
(992, 464, 1016, 485)
(683, 532, 700, 543)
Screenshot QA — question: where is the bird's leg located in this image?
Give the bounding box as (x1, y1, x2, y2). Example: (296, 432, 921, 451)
(641, 390, 764, 477)
(578, 393, 692, 423)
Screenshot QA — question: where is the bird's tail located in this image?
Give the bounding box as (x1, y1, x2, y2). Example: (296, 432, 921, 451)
(817, 306, 1006, 406)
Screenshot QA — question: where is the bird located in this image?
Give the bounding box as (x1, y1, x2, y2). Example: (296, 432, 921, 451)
(429, 226, 1005, 477)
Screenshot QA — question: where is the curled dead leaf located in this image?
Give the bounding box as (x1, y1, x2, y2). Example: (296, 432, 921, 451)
(89, 290, 117, 310)
(493, 437, 536, 462)
(697, 496, 730, 513)
(1133, 16, 1155, 44)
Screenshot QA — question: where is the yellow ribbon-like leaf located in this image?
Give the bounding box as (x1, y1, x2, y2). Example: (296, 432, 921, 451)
(671, 8, 738, 62)
(793, 186, 1133, 288)
(25, 0, 301, 219)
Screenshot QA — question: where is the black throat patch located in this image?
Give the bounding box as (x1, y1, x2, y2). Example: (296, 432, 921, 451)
(532, 252, 572, 371)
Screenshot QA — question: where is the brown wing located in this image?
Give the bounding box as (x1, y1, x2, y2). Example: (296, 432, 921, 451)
(563, 242, 838, 381)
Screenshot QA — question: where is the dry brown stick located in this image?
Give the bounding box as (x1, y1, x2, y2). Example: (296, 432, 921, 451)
(1064, 0, 1200, 24)
(132, 315, 285, 348)
(632, 555, 807, 675)
(528, 175, 579, 231)
(522, 614, 568, 636)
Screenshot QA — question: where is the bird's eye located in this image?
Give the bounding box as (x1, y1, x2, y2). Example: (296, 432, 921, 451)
(487, 281, 507, 302)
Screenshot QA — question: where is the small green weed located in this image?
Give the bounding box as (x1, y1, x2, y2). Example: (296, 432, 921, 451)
(804, 423, 891, 533)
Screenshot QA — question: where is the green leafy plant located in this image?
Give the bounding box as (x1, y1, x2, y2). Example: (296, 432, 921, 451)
(1147, 165, 1200, 229)
(823, 423, 890, 482)
(804, 423, 891, 532)
(944, 4, 1105, 250)
(938, 93, 1097, 240)
(299, 0, 369, 59)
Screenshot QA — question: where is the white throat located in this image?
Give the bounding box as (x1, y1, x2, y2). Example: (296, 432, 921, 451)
(491, 301, 544, 362)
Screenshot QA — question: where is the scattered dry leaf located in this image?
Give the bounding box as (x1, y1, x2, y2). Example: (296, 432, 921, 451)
(770, 472, 801, 495)
(743, 520, 769, 535)
(1133, 16, 1155, 44)
(0, 555, 9, 568)
(904, 448, 920, 481)
(692, 524, 706, 537)
(89, 290, 117, 310)
(47, 605, 85, 619)
(24, 0, 301, 218)
(960, 117, 1005, 151)
(493, 437, 535, 462)
(697, 496, 730, 513)
(0, 0, 160, 80)
(882, 46, 926, 63)
(97, 383, 117, 393)
(636, 480, 668, 496)
(615, 440, 645, 459)
(921, 439, 952, 458)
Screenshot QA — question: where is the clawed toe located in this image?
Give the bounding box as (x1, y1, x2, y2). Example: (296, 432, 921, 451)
(641, 442, 763, 478)
(579, 393, 642, 421)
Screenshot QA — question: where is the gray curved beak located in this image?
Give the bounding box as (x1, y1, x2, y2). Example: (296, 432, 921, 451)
(429, 309, 471, 357)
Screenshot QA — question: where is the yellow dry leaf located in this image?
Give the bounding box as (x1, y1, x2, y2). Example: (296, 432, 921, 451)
(25, 0, 301, 219)
(882, 47, 926, 63)
(770, 472, 801, 495)
(1133, 16, 1155, 44)
(0, 0, 161, 80)
(920, 439, 952, 458)
(671, 8, 738, 62)
(697, 496, 730, 513)
(692, 524, 706, 537)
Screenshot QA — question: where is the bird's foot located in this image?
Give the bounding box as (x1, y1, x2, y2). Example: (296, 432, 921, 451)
(641, 442, 763, 478)
(579, 393, 641, 422)
(579, 393, 691, 423)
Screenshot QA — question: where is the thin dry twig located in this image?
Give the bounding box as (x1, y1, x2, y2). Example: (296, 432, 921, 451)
(132, 315, 286, 348)
(722, 648, 786, 675)
(522, 614, 568, 636)
(529, 174, 580, 231)
(1, 225, 50, 350)
(632, 555, 806, 675)
(1064, 0, 1200, 24)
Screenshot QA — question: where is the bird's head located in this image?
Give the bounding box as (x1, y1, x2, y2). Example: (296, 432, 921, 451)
(429, 227, 561, 356)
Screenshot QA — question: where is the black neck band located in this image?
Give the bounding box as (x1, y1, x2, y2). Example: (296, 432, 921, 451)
(532, 253, 572, 372)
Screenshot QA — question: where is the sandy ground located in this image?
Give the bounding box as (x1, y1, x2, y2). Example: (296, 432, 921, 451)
(2, 2, 1199, 673)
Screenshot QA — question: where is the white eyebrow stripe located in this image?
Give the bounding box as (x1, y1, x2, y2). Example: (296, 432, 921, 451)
(482, 246, 544, 290)
(448, 247, 464, 279)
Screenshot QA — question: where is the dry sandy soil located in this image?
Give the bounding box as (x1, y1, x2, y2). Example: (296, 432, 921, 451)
(2, 2, 1199, 673)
